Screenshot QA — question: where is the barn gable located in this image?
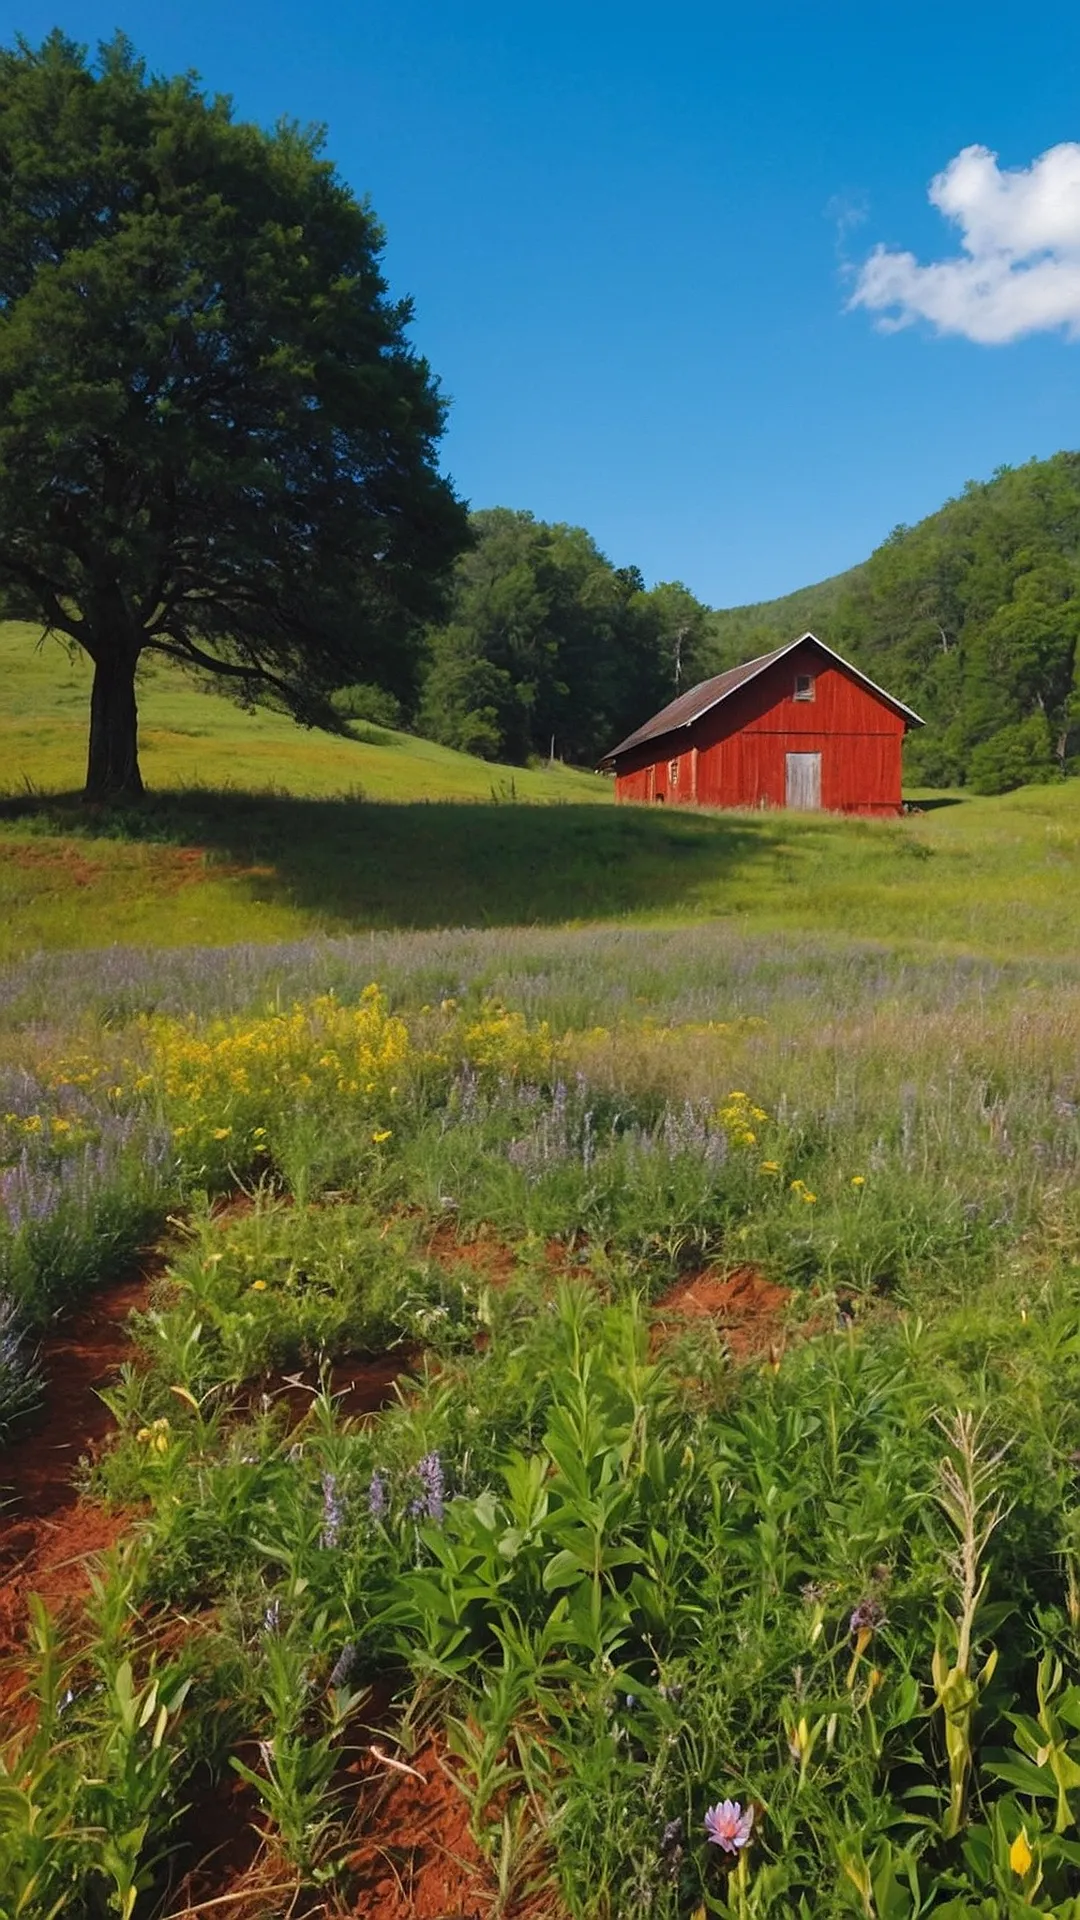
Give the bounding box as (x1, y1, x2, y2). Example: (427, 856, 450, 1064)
(601, 634, 923, 817)
(599, 633, 923, 768)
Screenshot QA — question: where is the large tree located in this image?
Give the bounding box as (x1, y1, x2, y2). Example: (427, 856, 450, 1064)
(0, 32, 469, 799)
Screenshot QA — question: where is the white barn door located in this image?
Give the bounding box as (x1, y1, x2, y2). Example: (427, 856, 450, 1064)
(785, 751, 821, 810)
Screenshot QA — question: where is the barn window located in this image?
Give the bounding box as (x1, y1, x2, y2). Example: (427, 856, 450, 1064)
(668, 758, 679, 783)
(794, 673, 815, 701)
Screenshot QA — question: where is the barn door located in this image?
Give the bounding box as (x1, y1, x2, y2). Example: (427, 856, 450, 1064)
(785, 752, 821, 810)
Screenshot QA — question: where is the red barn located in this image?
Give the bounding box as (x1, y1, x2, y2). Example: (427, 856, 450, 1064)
(599, 633, 923, 815)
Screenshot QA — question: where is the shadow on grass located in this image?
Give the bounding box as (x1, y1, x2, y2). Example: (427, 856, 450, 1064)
(0, 789, 789, 928)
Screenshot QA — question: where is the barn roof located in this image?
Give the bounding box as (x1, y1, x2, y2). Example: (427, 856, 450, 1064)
(598, 633, 924, 766)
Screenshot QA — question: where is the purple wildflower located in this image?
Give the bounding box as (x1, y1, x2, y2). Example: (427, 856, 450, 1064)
(409, 1450, 445, 1522)
(704, 1800, 754, 1854)
(263, 1598, 282, 1634)
(320, 1472, 344, 1549)
(849, 1597, 885, 1636)
(368, 1468, 388, 1520)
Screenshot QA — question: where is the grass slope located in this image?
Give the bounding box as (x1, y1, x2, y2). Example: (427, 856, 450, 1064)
(0, 623, 605, 805)
(3, 623, 1080, 960)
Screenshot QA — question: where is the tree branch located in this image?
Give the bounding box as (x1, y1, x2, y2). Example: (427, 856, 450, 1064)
(0, 551, 85, 644)
(144, 633, 313, 710)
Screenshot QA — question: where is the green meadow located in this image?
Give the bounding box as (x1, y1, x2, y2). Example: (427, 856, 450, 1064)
(5, 620, 1080, 1919)
(3, 621, 1080, 960)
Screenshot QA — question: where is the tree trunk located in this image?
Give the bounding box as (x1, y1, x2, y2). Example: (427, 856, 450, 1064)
(84, 649, 145, 802)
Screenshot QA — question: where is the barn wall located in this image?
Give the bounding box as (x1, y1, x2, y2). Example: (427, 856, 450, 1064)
(614, 642, 907, 813)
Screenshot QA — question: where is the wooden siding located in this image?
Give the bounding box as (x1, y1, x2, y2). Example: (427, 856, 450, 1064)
(612, 640, 906, 815)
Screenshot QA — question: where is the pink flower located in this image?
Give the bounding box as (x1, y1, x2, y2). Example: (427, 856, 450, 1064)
(704, 1799, 754, 1853)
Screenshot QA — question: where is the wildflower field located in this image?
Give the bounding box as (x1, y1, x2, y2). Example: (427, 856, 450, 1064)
(3, 917, 1080, 1920)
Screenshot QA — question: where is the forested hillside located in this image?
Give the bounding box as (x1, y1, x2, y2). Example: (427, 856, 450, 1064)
(712, 453, 1080, 793)
(414, 508, 713, 765)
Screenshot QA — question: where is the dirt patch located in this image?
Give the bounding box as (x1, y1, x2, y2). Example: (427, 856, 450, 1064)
(342, 1732, 561, 1920)
(164, 1727, 562, 1920)
(1, 842, 108, 887)
(251, 1350, 418, 1428)
(425, 1220, 581, 1292)
(651, 1265, 790, 1360)
(424, 1219, 521, 1289)
(0, 841, 272, 894)
(0, 1270, 151, 1672)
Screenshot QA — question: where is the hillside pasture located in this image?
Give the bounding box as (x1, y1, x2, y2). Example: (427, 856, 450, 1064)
(5, 622, 1080, 960)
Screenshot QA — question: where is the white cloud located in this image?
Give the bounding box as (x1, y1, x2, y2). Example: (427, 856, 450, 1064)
(850, 143, 1080, 345)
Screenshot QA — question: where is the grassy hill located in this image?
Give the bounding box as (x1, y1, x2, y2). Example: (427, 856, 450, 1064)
(0, 623, 607, 806)
(3, 620, 1080, 962)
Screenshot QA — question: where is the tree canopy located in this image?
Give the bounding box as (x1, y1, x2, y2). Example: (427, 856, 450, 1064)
(0, 31, 469, 799)
(417, 507, 712, 765)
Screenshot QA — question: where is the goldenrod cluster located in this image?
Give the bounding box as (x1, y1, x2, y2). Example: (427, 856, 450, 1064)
(2, 1110, 95, 1149)
(454, 1002, 554, 1080)
(714, 1090, 769, 1149)
(142, 985, 411, 1171)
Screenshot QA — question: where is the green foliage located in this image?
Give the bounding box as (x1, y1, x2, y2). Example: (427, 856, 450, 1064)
(134, 1194, 474, 1395)
(0, 32, 468, 798)
(418, 508, 713, 766)
(328, 682, 404, 730)
(968, 714, 1060, 795)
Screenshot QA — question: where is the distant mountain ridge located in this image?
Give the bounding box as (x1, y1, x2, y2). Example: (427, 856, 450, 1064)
(708, 453, 1080, 792)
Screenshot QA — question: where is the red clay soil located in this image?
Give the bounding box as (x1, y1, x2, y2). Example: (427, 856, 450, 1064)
(0, 1271, 150, 1673)
(425, 1220, 580, 1292)
(652, 1264, 791, 1360)
(165, 1729, 563, 1920)
(343, 1734, 562, 1920)
(252, 1350, 419, 1428)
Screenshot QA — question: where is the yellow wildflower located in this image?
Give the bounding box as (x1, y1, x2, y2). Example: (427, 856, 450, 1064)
(250, 1279, 268, 1292)
(851, 1174, 865, 1187)
(1009, 1830, 1033, 1877)
(212, 1126, 232, 1140)
(760, 1160, 781, 1174)
(372, 1128, 392, 1145)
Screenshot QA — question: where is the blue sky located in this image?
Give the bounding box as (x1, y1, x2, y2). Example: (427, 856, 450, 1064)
(11, 0, 1080, 604)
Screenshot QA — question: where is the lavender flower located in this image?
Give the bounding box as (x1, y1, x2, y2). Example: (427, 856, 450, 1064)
(320, 1472, 344, 1549)
(409, 1450, 445, 1522)
(704, 1800, 754, 1853)
(368, 1468, 388, 1520)
(329, 1642, 358, 1690)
